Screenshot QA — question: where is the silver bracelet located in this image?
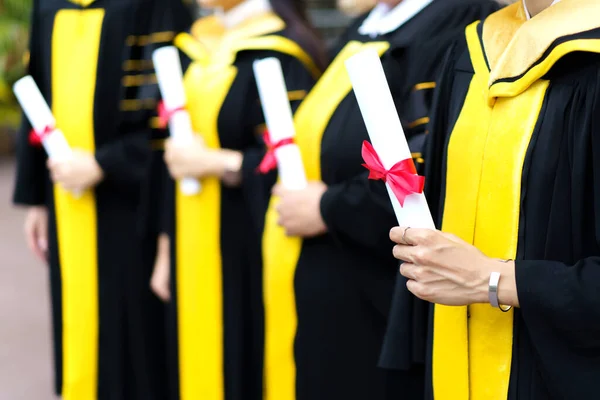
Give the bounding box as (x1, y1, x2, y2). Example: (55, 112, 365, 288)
(489, 270, 513, 312)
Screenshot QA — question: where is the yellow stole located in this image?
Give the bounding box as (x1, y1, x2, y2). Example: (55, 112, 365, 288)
(173, 14, 318, 400)
(262, 40, 390, 400)
(433, 1, 600, 398)
(51, 8, 104, 400)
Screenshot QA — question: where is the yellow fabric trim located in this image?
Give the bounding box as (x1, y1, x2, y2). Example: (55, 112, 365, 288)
(413, 82, 436, 91)
(52, 9, 104, 400)
(479, 0, 600, 98)
(126, 31, 176, 47)
(489, 39, 600, 99)
(231, 35, 321, 80)
(122, 74, 157, 87)
(67, 0, 96, 6)
(407, 116, 429, 129)
(175, 49, 238, 400)
(174, 32, 210, 63)
(287, 90, 307, 101)
(432, 34, 551, 400)
(120, 98, 157, 111)
(122, 59, 154, 72)
(191, 13, 285, 56)
(262, 40, 389, 400)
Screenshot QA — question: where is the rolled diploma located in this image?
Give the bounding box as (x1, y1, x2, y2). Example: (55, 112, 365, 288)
(345, 49, 435, 229)
(13, 76, 82, 198)
(253, 57, 307, 190)
(152, 46, 201, 195)
(13, 76, 72, 161)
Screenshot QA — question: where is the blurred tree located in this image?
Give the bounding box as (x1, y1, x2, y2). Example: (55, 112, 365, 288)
(0, 0, 32, 153)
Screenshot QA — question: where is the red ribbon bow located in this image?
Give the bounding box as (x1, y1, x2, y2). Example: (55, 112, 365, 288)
(29, 125, 55, 146)
(361, 140, 425, 207)
(257, 130, 294, 174)
(157, 101, 186, 129)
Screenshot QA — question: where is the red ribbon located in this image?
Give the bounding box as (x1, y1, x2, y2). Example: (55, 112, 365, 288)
(29, 125, 55, 146)
(257, 130, 294, 174)
(157, 101, 186, 129)
(361, 140, 425, 207)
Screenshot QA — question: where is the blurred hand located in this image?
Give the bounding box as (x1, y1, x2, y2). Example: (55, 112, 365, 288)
(47, 150, 104, 192)
(150, 234, 171, 302)
(24, 206, 48, 262)
(164, 135, 224, 179)
(273, 181, 328, 238)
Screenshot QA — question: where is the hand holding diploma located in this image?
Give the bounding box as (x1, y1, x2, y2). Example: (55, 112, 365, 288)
(253, 58, 326, 237)
(152, 46, 201, 195)
(13, 76, 93, 196)
(345, 49, 519, 307)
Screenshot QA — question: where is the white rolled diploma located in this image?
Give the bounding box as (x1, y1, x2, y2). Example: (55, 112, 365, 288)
(152, 46, 201, 195)
(345, 49, 435, 229)
(253, 57, 307, 190)
(13, 76, 82, 198)
(13, 76, 73, 161)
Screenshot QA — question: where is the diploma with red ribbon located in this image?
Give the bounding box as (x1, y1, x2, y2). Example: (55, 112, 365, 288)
(253, 57, 307, 190)
(13, 76, 73, 162)
(153, 46, 201, 195)
(346, 49, 435, 229)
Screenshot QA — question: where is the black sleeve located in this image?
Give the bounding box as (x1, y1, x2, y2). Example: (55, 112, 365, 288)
(511, 75, 600, 395)
(241, 51, 317, 235)
(95, 0, 192, 189)
(13, 0, 48, 207)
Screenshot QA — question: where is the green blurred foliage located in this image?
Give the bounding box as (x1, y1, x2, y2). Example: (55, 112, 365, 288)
(0, 0, 32, 130)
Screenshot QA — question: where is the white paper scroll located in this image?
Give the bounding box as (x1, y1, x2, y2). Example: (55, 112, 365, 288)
(253, 57, 307, 190)
(152, 46, 201, 195)
(13, 76, 73, 161)
(345, 49, 435, 229)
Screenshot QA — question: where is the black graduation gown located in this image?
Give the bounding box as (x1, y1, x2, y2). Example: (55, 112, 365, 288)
(158, 14, 319, 400)
(260, 1, 501, 400)
(411, 2, 600, 399)
(12, 1, 191, 399)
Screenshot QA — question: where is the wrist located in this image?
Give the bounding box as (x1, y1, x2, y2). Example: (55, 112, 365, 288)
(217, 149, 243, 186)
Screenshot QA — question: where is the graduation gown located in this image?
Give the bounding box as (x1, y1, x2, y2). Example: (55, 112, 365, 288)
(414, 2, 600, 399)
(260, 1, 500, 400)
(160, 13, 319, 400)
(12, 1, 191, 399)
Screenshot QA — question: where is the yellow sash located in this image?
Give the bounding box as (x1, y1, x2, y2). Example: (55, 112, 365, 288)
(52, 8, 104, 400)
(262, 40, 390, 400)
(432, 21, 548, 400)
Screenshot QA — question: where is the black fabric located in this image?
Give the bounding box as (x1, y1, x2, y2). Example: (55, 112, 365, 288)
(12, 1, 192, 398)
(160, 37, 316, 400)
(421, 29, 600, 400)
(292, 1, 500, 399)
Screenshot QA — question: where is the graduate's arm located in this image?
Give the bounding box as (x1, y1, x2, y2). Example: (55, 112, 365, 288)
(13, 0, 47, 206)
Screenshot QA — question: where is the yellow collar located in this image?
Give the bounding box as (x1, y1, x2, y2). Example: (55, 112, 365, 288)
(190, 12, 285, 55)
(474, 0, 600, 99)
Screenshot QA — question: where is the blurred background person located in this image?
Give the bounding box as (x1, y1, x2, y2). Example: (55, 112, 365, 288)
(263, 0, 501, 399)
(11, 1, 191, 399)
(147, 0, 325, 399)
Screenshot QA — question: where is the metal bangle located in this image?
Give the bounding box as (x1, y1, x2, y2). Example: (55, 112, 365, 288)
(489, 270, 513, 312)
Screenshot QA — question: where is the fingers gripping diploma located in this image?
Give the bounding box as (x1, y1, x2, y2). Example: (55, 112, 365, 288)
(390, 227, 518, 306)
